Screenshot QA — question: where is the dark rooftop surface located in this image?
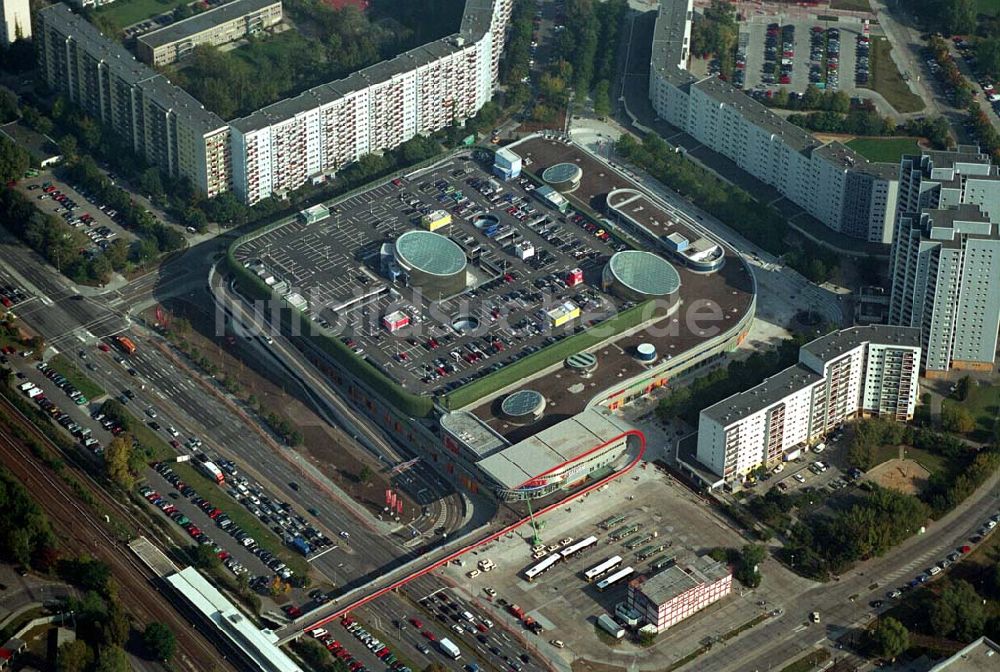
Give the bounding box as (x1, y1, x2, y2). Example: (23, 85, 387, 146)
(471, 136, 755, 440)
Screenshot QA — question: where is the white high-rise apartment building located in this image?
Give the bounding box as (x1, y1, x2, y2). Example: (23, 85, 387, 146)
(0, 0, 31, 44)
(697, 326, 921, 485)
(36, 5, 231, 197)
(230, 0, 509, 204)
(889, 148, 1000, 375)
(649, 0, 898, 243)
(36, 0, 511, 204)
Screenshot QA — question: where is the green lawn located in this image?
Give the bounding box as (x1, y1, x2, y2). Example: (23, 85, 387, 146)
(863, 37, 925, 114)
(47, 354, 104, 401)
(976, 0, 1000, 17)
(95, 0, 193, 29)
(441, 300, 668, 410)
(845, 137, 922, 163)
(949, 383, 1000, 443)
(830, 0, 871, 11)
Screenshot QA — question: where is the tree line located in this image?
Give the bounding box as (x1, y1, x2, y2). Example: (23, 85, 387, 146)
(846, 417, 1000, 517)
(165, 0, 451, 120)
(0, 458, 176, 670)
(690, 0, 738, 80)
(781, 484, 930, 579)
(614, 133, 841, 283)
(553, 0, 627, 114)
(909, 0, 981, 37)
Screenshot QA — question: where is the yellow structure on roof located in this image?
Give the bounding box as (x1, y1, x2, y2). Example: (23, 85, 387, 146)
(421, 210, 452, 231)
(547, 301, 580, 328)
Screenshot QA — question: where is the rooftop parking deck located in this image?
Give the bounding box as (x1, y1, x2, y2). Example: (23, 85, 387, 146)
(232, 152, 642, 397)
(468, 136, 755, 441)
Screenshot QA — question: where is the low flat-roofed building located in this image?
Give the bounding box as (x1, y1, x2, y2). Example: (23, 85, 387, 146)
(626, 556, 732, 632)
(494, 146, 521, 180)
(165, 567, 303, 672)
(137, 0, 284, 66)
(535, 184, 568, 212)
(0, 121, 62, 167)
(475, 408, 640, 500)
(299, 203, 330, 224)
(929, 636, 1000, 671)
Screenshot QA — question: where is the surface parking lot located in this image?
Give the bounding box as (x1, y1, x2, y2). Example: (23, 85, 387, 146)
(16, 175, 137, 254)
(434, 466, 758, 666)
(235, 152, 633, 395)
(739, 16, 861, 97)
(762, 432, 856, 496)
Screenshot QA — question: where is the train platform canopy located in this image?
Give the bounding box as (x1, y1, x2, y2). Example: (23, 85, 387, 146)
(476, 408, 634, 490)
(166, 567, 303, 672)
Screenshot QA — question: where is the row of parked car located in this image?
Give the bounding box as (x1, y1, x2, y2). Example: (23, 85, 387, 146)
(149, 461, 294, 581)
(20, 371, 101, 454)
(225, 464, 334, 554)
(36, 361, 89, 406)
(883, 511, 1000, 603)
(0, 282, 27, 309)
(335, 614, 412, 672)
(855, 33, 870, 86)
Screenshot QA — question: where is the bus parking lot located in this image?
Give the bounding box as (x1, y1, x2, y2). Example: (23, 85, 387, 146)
(429, 465, 761, 666)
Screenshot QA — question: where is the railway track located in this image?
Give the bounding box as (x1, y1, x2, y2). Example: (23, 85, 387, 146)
(0, 393, 237, 672)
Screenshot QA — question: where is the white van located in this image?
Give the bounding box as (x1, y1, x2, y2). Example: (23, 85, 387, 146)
(462, 610, 475, 623)
(309, 628, 328, 639)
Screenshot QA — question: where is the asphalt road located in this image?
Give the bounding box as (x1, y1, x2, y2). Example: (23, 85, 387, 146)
(0, 236, 128, 350)
(685, 470, 1000, 672)
(73, 338, 411, 590)
(0, 217, 474, 610)
(0, 238, 418, 589)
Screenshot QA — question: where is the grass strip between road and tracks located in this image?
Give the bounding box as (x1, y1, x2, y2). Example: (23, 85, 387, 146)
(48, 354, 105, 400)
(779, 649, 831, 672)
(158, 460, 310, 578)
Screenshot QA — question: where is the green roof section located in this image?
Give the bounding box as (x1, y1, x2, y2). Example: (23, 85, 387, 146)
(607, 250, 681, 297)
(394, 230, 467, 277)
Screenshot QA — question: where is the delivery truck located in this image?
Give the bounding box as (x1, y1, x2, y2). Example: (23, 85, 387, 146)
(438, 638, 461, 659)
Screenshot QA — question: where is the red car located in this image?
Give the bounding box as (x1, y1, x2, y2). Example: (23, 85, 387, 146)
(422, 630, 436, 641)
(284, 605, 302, 618)
(98, 343, 110, 352)
(409, 617, 423, 628)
